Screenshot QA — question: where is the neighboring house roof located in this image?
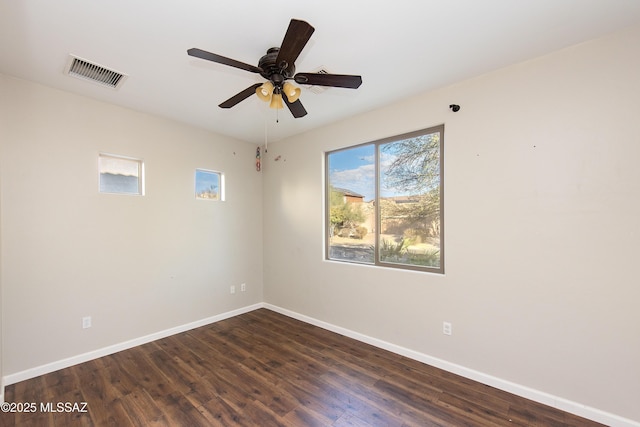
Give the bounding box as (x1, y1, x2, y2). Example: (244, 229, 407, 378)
(332, 187, 365, 198)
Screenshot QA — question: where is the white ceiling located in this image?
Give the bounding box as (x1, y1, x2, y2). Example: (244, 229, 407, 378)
(2, 0, 640, 144)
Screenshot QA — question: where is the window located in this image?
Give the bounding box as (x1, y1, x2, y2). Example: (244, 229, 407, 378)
(195, 169, 224, 201)
(326, 125, 444, 273)
(99, 153, 144, 195)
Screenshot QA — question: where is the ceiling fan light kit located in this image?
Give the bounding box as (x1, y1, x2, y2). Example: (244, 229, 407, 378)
(255, 81, 300, 108)
(188, 19, 362, 118)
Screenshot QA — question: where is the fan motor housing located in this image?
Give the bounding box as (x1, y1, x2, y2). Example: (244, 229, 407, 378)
(258, 47, 295, 83)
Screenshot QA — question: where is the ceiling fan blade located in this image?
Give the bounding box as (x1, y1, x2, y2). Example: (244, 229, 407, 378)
(219, 83, 262, 109)
(275, 19, 315, 69)
(284, 97, 308, 118)
(294, 73, 362, 89)
(188, 48, 263, 74)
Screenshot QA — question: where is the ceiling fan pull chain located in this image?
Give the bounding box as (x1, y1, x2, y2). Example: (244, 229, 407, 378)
(264, 114, 268, 152)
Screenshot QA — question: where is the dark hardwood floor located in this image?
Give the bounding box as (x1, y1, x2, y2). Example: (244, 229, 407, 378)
(1, 308, 605, 426)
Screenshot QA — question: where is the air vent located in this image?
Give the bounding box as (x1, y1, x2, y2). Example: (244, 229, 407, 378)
(65, 55, 128, 89)
(303, 67, 330, 94)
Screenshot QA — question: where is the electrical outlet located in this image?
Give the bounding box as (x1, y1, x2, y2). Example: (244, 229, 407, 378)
(82, 316, 92, 329)
(230, 285, 236, 294)
(443, 321, 452, 336)
(240, 283, 246, 292)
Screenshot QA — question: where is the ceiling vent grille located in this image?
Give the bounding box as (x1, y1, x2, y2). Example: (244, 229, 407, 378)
(304, 67, 330, 94)
(65, 55, 128, 89)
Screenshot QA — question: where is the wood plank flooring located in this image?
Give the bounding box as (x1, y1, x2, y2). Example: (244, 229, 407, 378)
(1, 308, 605, 426)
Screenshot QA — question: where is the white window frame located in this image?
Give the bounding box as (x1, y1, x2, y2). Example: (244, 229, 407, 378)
(98, 153, 144, 196)
(325, 125, 444, 274)
(195, 168, 225, 201)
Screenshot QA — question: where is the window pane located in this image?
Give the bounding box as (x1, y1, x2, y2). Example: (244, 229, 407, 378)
(379, 131, 441, 268)
(327, 145, 375, 264)
(195, 169, 222, 201)
(99, 154, 143, 195)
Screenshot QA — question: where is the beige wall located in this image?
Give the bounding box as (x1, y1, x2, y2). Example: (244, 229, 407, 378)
(1, 23, 639, 425)
(0, 75, 263, 375)
(262, 25, 640, 422)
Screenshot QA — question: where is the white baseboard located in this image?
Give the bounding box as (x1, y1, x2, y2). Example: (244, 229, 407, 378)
(3, 302, 638, 427)
(264, 303, 640, 427)
(3, 303, 263, 386)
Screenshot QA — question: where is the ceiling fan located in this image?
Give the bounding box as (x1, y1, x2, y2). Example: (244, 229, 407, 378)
(187, 19, 362, 118)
